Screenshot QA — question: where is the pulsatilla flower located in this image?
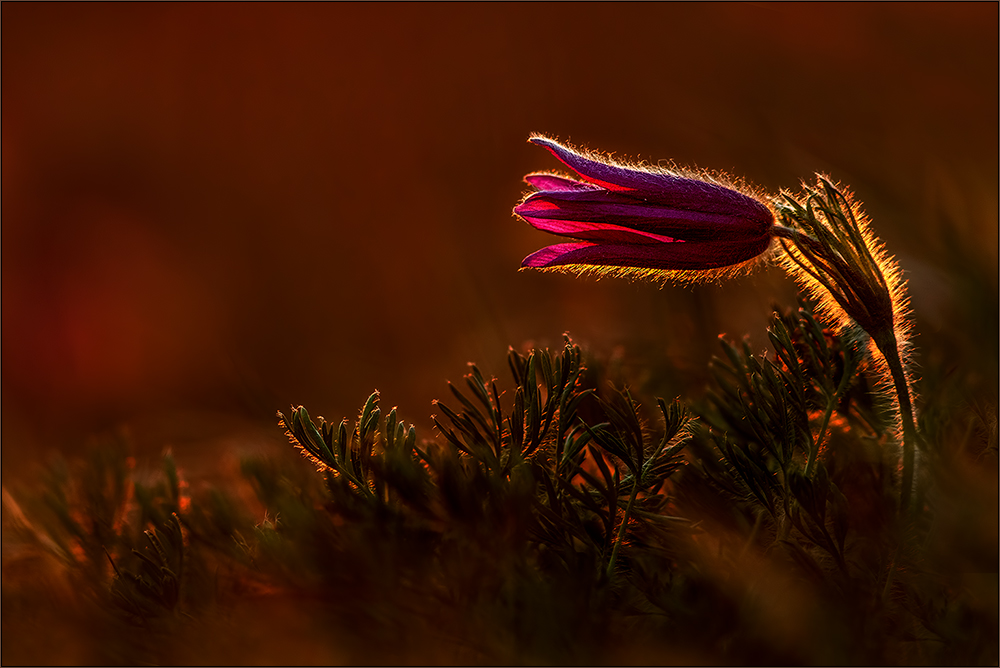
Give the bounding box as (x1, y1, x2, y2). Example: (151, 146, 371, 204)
(515, 136, 775, 282)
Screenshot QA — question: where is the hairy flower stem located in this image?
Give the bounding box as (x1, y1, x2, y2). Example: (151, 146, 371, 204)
(775, 220, 919, 514)
(872, 329, 919, 513)
(607, 475, 640, 579)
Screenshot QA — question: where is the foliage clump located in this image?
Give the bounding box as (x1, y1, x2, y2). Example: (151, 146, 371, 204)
(2, 302, 997, 665)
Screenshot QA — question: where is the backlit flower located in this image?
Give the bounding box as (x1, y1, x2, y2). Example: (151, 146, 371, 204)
(515, 136, 776, 282)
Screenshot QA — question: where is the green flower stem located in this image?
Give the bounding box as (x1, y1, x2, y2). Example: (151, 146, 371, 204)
(872, 329, 919, 513)
(607, 474, 640, 579)
(805, 359, 855, 477)
(775, 222, 918, 512)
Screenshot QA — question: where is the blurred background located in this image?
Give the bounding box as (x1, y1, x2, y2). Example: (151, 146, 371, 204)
(3, 3, 997, 478)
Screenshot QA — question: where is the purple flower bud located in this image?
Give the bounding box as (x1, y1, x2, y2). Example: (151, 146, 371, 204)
(515, 136, 775, 279)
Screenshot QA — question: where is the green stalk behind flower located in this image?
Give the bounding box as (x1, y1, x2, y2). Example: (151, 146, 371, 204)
(772, 177, 919, 512)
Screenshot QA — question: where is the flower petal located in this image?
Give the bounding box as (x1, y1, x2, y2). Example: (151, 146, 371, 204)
(516, 191, 771, 239)
(522, 236, 772, 271)
(529, 136, 660, 192)
(518, 217, 679, 245)
(529, 136, 769, 217)
(523, 172, 597, 192)
(521, 242, 596, 268)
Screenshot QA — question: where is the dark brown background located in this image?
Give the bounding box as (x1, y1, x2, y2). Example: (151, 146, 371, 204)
(3, 3, 997, 477)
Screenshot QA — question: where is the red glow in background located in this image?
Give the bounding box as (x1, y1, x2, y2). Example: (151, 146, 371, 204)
(3, 3, 997, 477)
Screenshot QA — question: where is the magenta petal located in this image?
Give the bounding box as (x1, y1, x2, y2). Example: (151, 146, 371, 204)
(518, 216, 678, 244)
(521, 242, 596, 268)
(515, 191, 768, 237)
(528, 136, 770, 218)
(528, 136, 659, 192)
(523, 236, 772, 271)
(523, 173, 597, 192)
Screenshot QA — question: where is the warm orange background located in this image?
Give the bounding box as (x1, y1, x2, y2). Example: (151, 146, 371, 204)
(3, 3, 997, 474)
